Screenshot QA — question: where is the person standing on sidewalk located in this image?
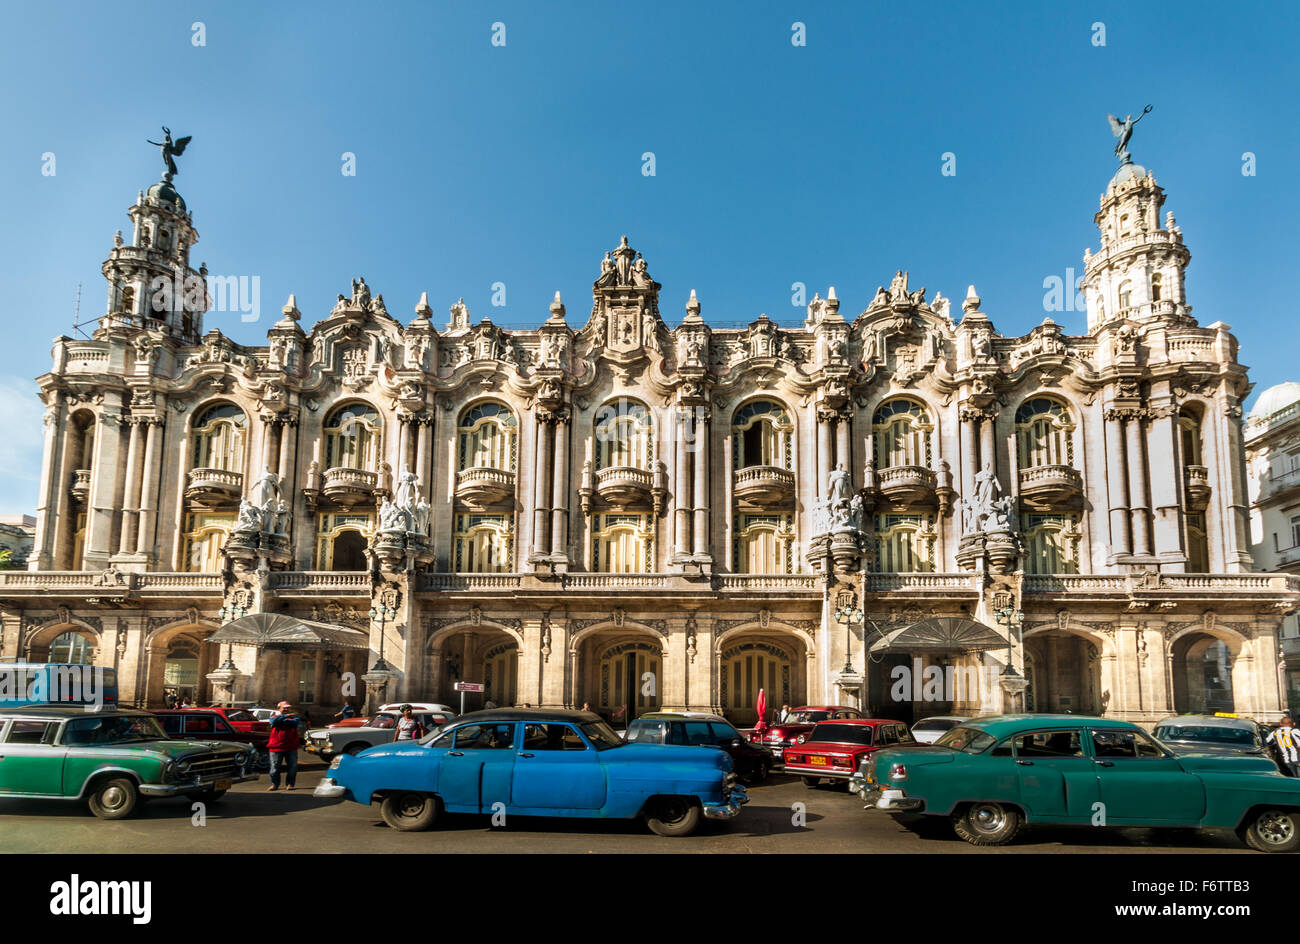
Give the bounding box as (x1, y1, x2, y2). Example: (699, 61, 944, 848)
(267, 700, 301, 791)
(1267, 715, 1300, 777)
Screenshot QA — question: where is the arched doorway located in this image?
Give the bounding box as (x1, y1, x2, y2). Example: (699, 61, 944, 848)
(48, 631, 96, 665)
(483, 641, 519, 708)
(428, 626, 522, 710)
(332, 530, 368, 571)
(1022, 631, 1103, 715)
(573, 628, 665, 725)
(24, 624, 99, 666)
(1171, 632, 1236, 714)
(866, 618, 1005, 723)
(720, 641, 793, 726)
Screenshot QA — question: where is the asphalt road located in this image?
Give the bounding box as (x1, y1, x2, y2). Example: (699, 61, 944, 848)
(0, 757, 1255, 854)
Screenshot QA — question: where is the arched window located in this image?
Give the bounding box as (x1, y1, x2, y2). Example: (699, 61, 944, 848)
(183, 512, 235, 572)
(1179, 410, 1203, 466)
(1151, 272, 1163, 302)
(191, 403, 247, 472)
(594, 400, 653, 470)
(592, 514, 652, 573)
(454, 513, 513, 573)
(733, 513, 795, 574)
(732, 400, 793, 470)
(872, 514, 936, 573)
(315, 512, 374, 570)
(872, 399, 932, 470)
(120, 285, 136, 316)
(324, 403, 382, 471)
(1185, 513, 1209, 573)
(458, 402, 517, 472)
(1118, 281, 1132, 311)
(49, 632, 94, 665)
(1015, 398, 1075, 469)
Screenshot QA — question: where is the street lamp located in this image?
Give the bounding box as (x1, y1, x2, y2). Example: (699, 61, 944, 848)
(994, 603, 1028, 709)
(215, 603, 246, 673)
(834, 590, 864, 675)
(362, 603, 398, 712)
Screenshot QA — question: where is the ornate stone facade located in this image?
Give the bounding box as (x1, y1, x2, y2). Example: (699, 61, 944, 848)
(1, 157, 1295, 724)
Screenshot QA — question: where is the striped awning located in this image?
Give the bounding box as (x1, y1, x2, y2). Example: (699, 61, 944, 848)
(869, 617, 1006, 653)
(206, 613, 371, 651)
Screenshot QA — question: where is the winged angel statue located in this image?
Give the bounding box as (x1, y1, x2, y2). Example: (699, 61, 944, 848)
(1107, 105, 1151, 163)
(147, 126, 192, 179)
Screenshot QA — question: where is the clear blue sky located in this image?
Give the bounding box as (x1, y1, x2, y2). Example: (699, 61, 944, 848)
(0, 1, 1296, 514)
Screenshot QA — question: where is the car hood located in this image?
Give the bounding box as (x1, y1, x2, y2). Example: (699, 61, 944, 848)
(1175, 752, 1279, 774)
(873, 745, 955, 769)
(120, 739, 249, 760)
(1162, 741, 1262, 757)
(793, 741, 872, 754)
(337, 741, 731, 770)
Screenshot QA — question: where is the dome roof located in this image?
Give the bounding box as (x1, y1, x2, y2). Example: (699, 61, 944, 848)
(146, 178, 186, 210)
(1248, 381, 1300, 421)
(1109, 161, 1147, 189)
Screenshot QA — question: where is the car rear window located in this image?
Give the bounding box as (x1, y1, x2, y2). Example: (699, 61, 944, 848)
(224, 710, 255, 722)
(809, 723, 873, 746)
(626, 721, 668, 744)
(934, 725, 996, 754)
(1155, 724, 1256, 746)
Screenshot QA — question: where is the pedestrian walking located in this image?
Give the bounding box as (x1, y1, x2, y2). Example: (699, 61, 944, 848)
(267, 701, 301, 791)
(1267, 716, 1300, 777)
(333, 701, 357, 722)
(394, 704, 426, 741)
(778, 703, 791, 724)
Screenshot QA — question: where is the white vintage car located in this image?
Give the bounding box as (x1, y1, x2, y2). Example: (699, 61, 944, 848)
(304, 708, 455, 761)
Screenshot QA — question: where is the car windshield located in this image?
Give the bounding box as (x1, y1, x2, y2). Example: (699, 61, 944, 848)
(933, 725, 996, 754)
(914, 719, 961, 733)
(64, 714, 168, 745)
(808, 723, 873, 745)
(787, 711, 830, 724)
(581, 721, 624, 750)
(224, 710, 255, 722)
(1155, 724, 1257, 746)
(626, 721, 668, 744)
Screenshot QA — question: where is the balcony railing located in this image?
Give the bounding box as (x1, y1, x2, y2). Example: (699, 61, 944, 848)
(185, 467, 244, 504)
(455, 467, 516, 506)
(714, 574, 820, 591)
(875, 465, 937, 505)
(0, 571, 222, 592)
(864, 573, 981, 592)
(1183, 464, 1210, 510)
(733, 465, 796, 506)
(595, 466, 654, 507)
(1018, 464, 1084, 509)
(69, 469, 91, 504)
(562, 573, 674, 590)
(269, 571, 371, 592)
(322, 467, 378, 506)
(421, 573, 524, 591)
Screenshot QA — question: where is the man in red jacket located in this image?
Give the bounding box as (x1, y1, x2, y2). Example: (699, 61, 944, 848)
(267, 700, 301, 791)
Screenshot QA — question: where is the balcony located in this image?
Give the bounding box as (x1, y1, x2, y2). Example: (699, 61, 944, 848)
(595, 466, 654, 508)
(185, 467, 243, 505)
(876, 465, 937, 506)
(69, 469, 91, 505)
(455, 467, 516, 507)
(1018, 464, 1084, 510)
(322, 467, 378, 506)
(1184, 464, 1210, 511)
(733, 465, 795, 507)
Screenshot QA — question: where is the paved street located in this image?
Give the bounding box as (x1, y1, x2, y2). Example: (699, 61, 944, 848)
(0, 757, 1253, 854)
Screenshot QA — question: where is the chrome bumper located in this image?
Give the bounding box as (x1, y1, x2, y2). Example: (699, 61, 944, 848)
(703, 784, 749, 820)
(140, 773, 258, 796)
(313, 777, 348, 799)
(786, 765, 853, 779)
(875, 788, 922, 811)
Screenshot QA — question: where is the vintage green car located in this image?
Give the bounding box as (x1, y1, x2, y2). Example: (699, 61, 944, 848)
(0, 706, 260, 819)
(848, 714, 1300, 852)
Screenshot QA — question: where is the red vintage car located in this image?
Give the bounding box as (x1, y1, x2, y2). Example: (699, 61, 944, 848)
(748, 705, 864, 761)
(193, 707, 269, 736)
(782, 719, 916, 788)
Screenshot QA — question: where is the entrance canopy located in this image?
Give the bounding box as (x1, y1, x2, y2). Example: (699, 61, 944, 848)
(869, 617, 1006, 654)
(206, 613, 371, 651)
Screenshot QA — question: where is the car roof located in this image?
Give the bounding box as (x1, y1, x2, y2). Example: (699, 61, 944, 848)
(1154, 715, 1257, 730)
(813, 718, 903, 726)
(960, 714, 1140, 738)
(791, 705, 859, 712)
(634, 712, 731, 723)
(448, 708, 604, 725)
(0, 705, 146, 720)
(913, 716, 971, 724)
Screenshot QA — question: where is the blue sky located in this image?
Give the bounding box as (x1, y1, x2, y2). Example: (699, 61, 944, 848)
(0, 1, 1296, 514)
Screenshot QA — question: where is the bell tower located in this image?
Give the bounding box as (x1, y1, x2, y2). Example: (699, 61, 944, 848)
(99, 129, 207, 343)
(1081, 157, 1192, 334)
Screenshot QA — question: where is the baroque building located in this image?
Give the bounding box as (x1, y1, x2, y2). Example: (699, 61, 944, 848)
(1, 150, 1295, 725)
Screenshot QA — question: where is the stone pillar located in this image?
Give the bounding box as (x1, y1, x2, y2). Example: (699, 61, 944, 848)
(278, 418, 298, 489)
(692, 411, 709, 559)
(416, 418, 432, 497)
(30, 400, 64, 570)
(261, 416, 279, 475)
(979, 414, 995, 471)
(531, 416, 552, 558)
(116, 421, 144, 555)
(539, 615, 567, 708)
(1215, 393, 1255, 571)
(135, 420, 163, 557)
(816, 408, 833, 498)
(662, 617, 690, 711)
(551, 412, 570, 561)
(1143, 622, 1173, 717)
(1126, 414, 1151, 555)
(84, 405, 127, 570)
(520, 616, 545, 706)
(1104, 408, 1132, 556)
(686, 616, 713, 710)
(1146, 392, 1185, 570)
(835, 410, 851, 477)
(959, 407, 979, 503)
(722, 432, 734, 571)
(674, 407, 691, 557)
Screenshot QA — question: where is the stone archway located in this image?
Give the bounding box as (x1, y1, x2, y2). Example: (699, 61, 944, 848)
(24, 621, 102, 666)
(712, 621, 814, 726)
(1021, 626, 1112, 715)
(426, 620, 524, 711)
(569, 625, 665, 725)
(144, 621, 220, 708)
(1169, 630, 1244, 715)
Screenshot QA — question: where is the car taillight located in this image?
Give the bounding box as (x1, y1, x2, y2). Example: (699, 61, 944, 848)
(889, 762, 908, 781)
(787, 754, 802, 764)
(833, 756, 851, 767)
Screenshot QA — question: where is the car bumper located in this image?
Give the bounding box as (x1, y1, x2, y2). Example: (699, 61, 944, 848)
(702, 785, 749, 821)
(313, 777, 349, 799)
(785, 763, 854, 779)
(849, 778, 923, 811)
(304, 740, 332, 755)
(139, 773, 259, 796)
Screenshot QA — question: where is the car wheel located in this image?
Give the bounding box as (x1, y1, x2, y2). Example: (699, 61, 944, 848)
(380, 792, 438, 831)
(742, 759, 769, 785)
(186, 789, 227, 803)
(952, 802, 1023, 846)
(802, 776, 821, 788)
(343, 743, 367, 756)
(87, 777, 139, 820)
(646, 797, 702, 837)
(1244, 809, 1300, 853)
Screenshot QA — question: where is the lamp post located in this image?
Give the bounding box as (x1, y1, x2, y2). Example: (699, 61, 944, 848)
(994, 603, 1028, 710)
(834, 590, 864, 675)
(207, 603, 246, 706)
(362, 603, 398, 713)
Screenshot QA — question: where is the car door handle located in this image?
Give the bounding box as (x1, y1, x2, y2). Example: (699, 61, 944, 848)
(448, 751, 464, 757)
(1015, 759, 1033, 766)
(1094, 759, 1114, 767)
(517, 752, 534, 758)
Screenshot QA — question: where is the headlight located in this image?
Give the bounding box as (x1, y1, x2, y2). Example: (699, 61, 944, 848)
(329, 756, 343, 770)
(175, 760, 192, 775)
(889, 762, 908, 781)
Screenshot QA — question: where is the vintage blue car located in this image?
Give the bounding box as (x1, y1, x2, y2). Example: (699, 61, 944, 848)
(314, 708, 749, 835)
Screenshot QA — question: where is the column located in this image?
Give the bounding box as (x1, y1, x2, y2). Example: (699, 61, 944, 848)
(722, 433, 734, 570)
(959, 408, 978, 502)
(531, 415, 552, 558)
(416, 418, 431, 495)
(397, 417, 413, 475)
(692, 410, 710, 558)
(674, 407, 691, 557)
(550, 411, 570, 560)
(135, 420, 163, 557)
(30, 400, 65, 570)
(1146, 392, 1185, 570)
(116, 421, 144, 555)
(1126, 413, 1151, 555)
(278, 418, 297, 489)
(261, 417, 279, 476)
(816, 409, 832, 497)
(1104, 408, 1132, 556)
(835, 410, 851, 478)
(979, 414, 995, 472)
